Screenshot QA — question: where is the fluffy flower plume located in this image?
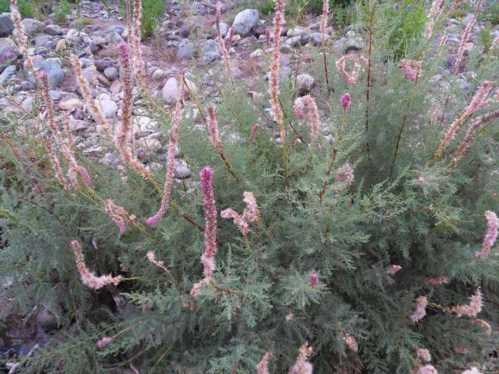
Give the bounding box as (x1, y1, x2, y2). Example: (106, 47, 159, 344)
(191, 167, 218, 297)
(343, 334, 358, 353)
(416, 348, 431, 363)
(146, 76, 184, 226)
(335, 54, 368, 85)
(9, 0, 32, 70)
(474, 211, 498, 258)
(472, 319, 492, 335)
(462, 368, 482, 374)
(417, 365, 438, 374)
(309, 271, 318, 288)
(256, 352, 272, 374)
(288, 343, 313, 374)
(424, 0, 444, 40)
(131, 0, 146, 85)
(387, 264, 402, 275)
(453, 15, 476, 74)
(216, 2, 232, 77)
(114, 43, 151, 180)
(449, 288, 482, 318)
(293, 95, 321, 144)
(221, 191, 259, 237)
(410, 296, 428, 323)
(70, 240, 123, 290)
(96, 336, 113, 349)
(452, 110, 499, 165)
(399, 59, 422, 81)
(269, 0, 286, 142)
(434, 80, 493, 159)
(341, 93, 351, 112)
(206, 105, 224, 153)
(424, 276, 449, 286)
(70, 55, 113, 139)
(320, 0, 329, 45)
(43, 138, 69, 190)
(146, 251, 169, 273)
(334, 162, 354, 190)
(104, 199, 133, 235)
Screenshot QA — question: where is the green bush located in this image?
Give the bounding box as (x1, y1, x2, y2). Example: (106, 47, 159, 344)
(0, 0, 34, 18)
(1, 1, 498, 373)
(120, 0, 165, 39)
(54, 0, 71, 23)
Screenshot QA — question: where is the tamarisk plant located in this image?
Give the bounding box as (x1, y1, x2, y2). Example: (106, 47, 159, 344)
(0, 0, 498, 373)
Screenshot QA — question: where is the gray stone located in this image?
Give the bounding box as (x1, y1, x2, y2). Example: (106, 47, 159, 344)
(162, 77, 179, 104)
(0, 65, 16, 85)
(152, 68, 166, 81)
(36, 58, 65, 88)
(103, 66, 119, 81)
(232, 9, 259, 36)
(45, 24, 64, 36)
(177, 39, 194, 60)
(33, 34, 53, 48)
(296, 73, 315, 95)
(97, 94, 118, 118)
(0, 38, 18, 67)
(0, 13, 14, 37)
(21, 18, 44, 36)
(174, 160, 192, 179)
(136, 137, 162, 157)
(202, 39, 220, 64)
(37, 307, 58, 333)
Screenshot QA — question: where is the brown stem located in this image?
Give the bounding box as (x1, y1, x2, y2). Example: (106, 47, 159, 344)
(319, 147, 337, 202)
(364, 2, 375, 160)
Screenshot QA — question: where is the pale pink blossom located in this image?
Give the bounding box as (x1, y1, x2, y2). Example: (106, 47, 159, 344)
(335, 54, 368, 85)
(146, 251, 169, 273)
(341, 93, 351, 112)
(410, 296, 428, 323)
(334, 162, 354, 190)
(288, 343, 313, 374)
(453, 15, 476, 74)
(146, 76, 184, 226)
(104, 199, 132, 235)
(70, 240, 123, 290)
(320, 0, 329, 45)
(474, 211, 498, 258)
(387, 264, 402, 275)
(416, 348, 431, 363)
(399, 59, 422, 81)
(221, 208, 249, 236)
(256, 352, 272, 374)
(424, 276, 449, 286)
(343, 334, 358, 353)
(293, 96, 321, 144)
(309, 271, 318, 288)
(221, 192, 259, 237)
(206, 105, 224, 153)
(96, 336, 113, 349)
(424, 0, 445, 40)
(450, 288, 482, 318)
(462, 368, 482, 374)
(417, 364, 438, 374)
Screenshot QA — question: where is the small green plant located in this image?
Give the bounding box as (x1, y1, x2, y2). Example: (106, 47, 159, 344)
(54, 0, 71, 23)
(480, 2, 499, 25)
(119, 0, 165, 39)
(0, 0, 34, 17)
(479, 25, 493, 53)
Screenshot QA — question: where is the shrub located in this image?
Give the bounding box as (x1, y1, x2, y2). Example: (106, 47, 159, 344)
(120, 0, 165, 39)
(0, 0, 34, 17)
(1, 0, 498, 373)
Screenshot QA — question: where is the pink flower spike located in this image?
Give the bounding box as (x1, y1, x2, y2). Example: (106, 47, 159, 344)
(416, 348, 431, 363)
(309, 271, 318, 288)
(387, 264, 402, 275)
(341, 93, 351, 111)
(96, 336, 113, 349)
(256, 352, 272, 374)
(475, 211, 498, 258)
(417, 364, 438, 374)
(410, 296, 428, 323)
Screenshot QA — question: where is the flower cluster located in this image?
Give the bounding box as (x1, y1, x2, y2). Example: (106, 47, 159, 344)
(256, 352, 272, 374)
(335, 54, 368, 85)
(399, 59, 422, 82)
(293, 95, 321, 144)
(424, 0, 445, 40)
(474, 210, 498, 258)
(70, 240, 123, 290)
(104, 199, 133, 235)
(410, 296, 428, 323)
(288, 343, 313, 374)
(221, 192, 259, 237)
(146, 251, 169, 273)
(449, 288, 482, 318)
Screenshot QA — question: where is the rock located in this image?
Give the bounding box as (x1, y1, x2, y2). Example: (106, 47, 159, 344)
(97, 94, 118, 118)
(21, 96, 33, 112)
(341, 30, 364, 52)
(0, 65, 16, 86)
(104, 66, 119, 81)
(296, 73, 315, 95)
(59, 98, 82, 111)
(134, 116, 159, 137)
(287, 26, 307, 38)
(100, 152, 120, 167)
(36, 307, 58, 333)
(0, 38, 18, 67)
(177, 39, 194, 60)
(136, 137, 162, 157)
(309, 32, 323, 46)
(283, 35, 303, 50)
(250, 48, 264, 58)
(152, 68, 166, 81)
(45, 24, 64, 36)
(202, 39, 220, 64)
(33, 34, 53, 48)
(174, 160, 192, 179)
(55, 39, 66, 52)
(218, 22, 229, 38)
(94, 58, 115, 72)
(0, 13, 14, 37)
(21, 18, 43, 36)
(162, 77, 179, 104)
(232, 9, 259, 36)
(36, 59, 65, 88)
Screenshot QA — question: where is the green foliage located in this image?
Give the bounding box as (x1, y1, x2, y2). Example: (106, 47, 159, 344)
(479, 25, 493, 53)
(1, 0, 499, 373)
(0, 0, 34, 17)
(54, 0, 71, 23)
(385, 0, 426, 58)
(480, 3, 499, 25)
(120, 0, 165, 39)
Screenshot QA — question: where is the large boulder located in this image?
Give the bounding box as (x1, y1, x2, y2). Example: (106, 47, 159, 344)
(35, 58, 65, 88)
(0, 38, 18, 69)
(232, 9, 259, 36)
(0, 13, 14, 37)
